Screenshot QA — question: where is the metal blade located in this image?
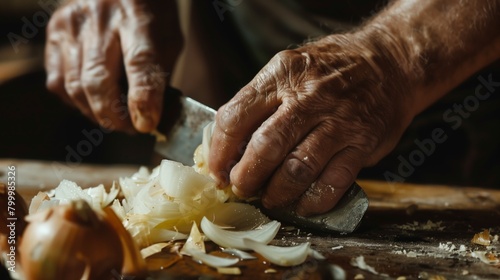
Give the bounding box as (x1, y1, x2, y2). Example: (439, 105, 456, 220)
(155, 95, 216, 166)
(251, 182, 369, 233)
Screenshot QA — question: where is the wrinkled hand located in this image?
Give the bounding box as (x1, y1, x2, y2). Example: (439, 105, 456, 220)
(209, 33, 416, 216)
(45, 0, 182, 132)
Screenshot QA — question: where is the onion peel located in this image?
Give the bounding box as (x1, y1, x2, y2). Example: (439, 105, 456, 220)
(103, 207, 146, 277)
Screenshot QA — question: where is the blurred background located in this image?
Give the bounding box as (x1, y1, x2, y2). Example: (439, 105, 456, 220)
(0, 0, 156, 167)
(0, 0, 499, 188)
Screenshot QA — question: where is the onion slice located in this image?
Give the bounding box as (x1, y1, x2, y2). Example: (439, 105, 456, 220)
(141, 243, 170, 259)
(149, 229, 188, 244)
(203, 202, 270, 230)
(200, 217, 280, 250)
(221, 248, 257, 260)
(183, 247, 239, 268)
(242, 238, 310, 267)
(180, 222, 206, 256)
(308, 248, 326, 260)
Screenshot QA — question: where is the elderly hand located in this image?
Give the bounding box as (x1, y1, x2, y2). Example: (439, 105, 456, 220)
(209, 32, 417, 216)
(45, 0, 182, 133)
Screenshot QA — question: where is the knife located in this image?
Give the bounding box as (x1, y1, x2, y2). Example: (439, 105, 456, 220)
(155, 88, 369, 233)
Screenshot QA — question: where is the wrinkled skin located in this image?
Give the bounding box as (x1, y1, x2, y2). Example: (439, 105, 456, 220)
(45, 0, 182, 133)
(46, 0, 500, 217)
(209, 33, 416, 216)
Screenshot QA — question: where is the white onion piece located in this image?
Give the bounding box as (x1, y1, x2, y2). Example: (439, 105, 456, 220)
(29, 192, 51, 214)
(200, 217, 280, 250)
(242, 238, 310, 267)
(52, 180, 117, 210)
(201, 121, 215, 173)
(221, 248, 256, 260)
(184, 247, 239, 268)
(149, 229, 188, 244)
(141, 242, 170, 259)
(203, 202, 270, 230)
(159, 159, 216, 199)
(308, 248, 326, 260)
(54, 180, 92, 205)
(180, 223, 206, 256)
(217, 267, 241, 275)
(103, 183, 119, 206)
(110, 199, 126, 220)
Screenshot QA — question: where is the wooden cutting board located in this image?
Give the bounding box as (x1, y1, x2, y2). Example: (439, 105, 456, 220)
(1, 159, 499, 279)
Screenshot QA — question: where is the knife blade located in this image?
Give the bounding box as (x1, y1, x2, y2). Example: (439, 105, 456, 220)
(155, 91, 216, 166)
(154, 88, 369, 233)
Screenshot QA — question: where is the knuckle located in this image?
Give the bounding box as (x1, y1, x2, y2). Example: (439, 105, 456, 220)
(128, 87, 153, 108)
(215, 104, 237, 131)
(46, 74, 65, 94)
(273, 49, 301, 65)
(124, 44, 155, 69)
(64, 79, 83, 97)
(90, 102, 106, 117)
(81, 64, 111, 94)
(272, 49, 308, 73)
(250, 129, 287, 163)
(283, 156, 318, 185)
(322, 165, 355, 189)
(55, 5, 85, 34)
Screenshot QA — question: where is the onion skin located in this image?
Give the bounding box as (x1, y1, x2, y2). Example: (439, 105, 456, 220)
(19, 200, 123, 280)
(103, 207, 147, 277)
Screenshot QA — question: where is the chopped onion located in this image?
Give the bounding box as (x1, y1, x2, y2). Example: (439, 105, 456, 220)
(28, 191, 54, 214)
(471, 250, 500, 265)
(221, 248, 256, 260)
(242, 238, 310, 267)
(159, 159, 216, 199)
(350, 256, 379, 275)
(149, 229, 188, 244)
(472, 229, 491, 246)
(200, 121, 215, 174)
(141, 243, 170, 259)
(183, 247, 239, 268)
(308, 248, 326, 260)
(217, 267, 241, 275)
(200, 217, 280, 250)
(203, 202, 270, 230)
(180, 222, 206, 256)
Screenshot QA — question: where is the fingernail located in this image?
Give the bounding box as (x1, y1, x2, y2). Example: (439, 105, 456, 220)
(135, 115, 154, 133)
(231, 185, 245, 198)
(295, 206, 308, 217)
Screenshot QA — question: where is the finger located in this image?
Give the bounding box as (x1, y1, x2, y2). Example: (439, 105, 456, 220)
(62, 42, 96, 118)
(119, 2, 181, 133)
(45, 34, 66, 99)
(80, 5, 133, 132)
(209, 75, 281, 185)
(45, 8, 74, 105)
(228, 100, 316, 198)
(260, 123, 346, 209)
(295, 147, 362, 216)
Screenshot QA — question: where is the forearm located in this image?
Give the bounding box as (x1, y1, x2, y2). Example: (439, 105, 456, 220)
(360, 0, 500, 116)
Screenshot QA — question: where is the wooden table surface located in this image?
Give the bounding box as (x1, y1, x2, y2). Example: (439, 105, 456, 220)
(1, 159, 499, 280)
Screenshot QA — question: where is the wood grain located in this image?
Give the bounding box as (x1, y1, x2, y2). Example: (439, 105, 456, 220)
(1, 160, 499, 279)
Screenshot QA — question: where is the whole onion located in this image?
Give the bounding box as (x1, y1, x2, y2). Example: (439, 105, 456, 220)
(19, 200, 123, 280)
